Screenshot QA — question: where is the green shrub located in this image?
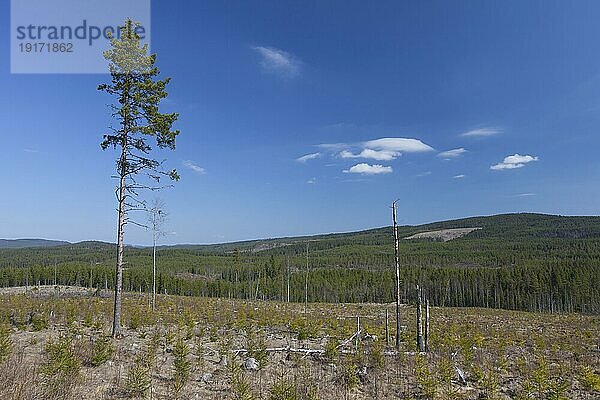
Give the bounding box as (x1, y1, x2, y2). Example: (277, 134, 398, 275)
(90, 335, 114, 367)
(578, 366, 600, 393)
(296, 365, 320, 400)
(180, 311, 196, 340)
(438, 357, 462, 399)
(230, 362, 254, 400)
(41, 336, 81, 376)
(165, 329, 175, 347)
(338, 357, 360, 391)
(323, 337, 339, 363)
(131, 334, 161, 375)
(172, 337, 191, 396)
(11, 311, 27, 331)
(0, 324, 12, 363)
(246, 330, 268, 368)
(269, 372, 296, 400)
(479, 368, 500, 399)
(415, 354, 437, 399)
(459, 335, 475, 364)
(369, 340, 384, 370)
(41, 336, 81, 397)
(83, 312, 93, 328)
(65, 304, 77, 326)
(290, 317, 318, 341)
(147, 330, 161, 365)
(218, 335, 233, 364)
(129, 309, 142, 330)
(518, 358, 569, 400)
(126, 356, 152, 398)
(31, 313, 49, 331)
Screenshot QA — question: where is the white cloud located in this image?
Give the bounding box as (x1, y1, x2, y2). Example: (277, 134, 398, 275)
(503, 154, 539, 164)
(319, 137, 433, 164)
(183, 160, 206, 175)
(515, 193, 536, 197)
(296, 152, 321, 163)
(438, 148, 467, 158)
(339, 150, 356, 158)
(490, 154, 539, 170)
(252, 46, 301, 78)
(363, 138, 434, 153)
(460, 127, 502, 137)
(343, 163, 393, 175)
(316, 142, 349, 151)
(320, 137, 433, 154)
(416, 171, 432, 177)
(452, 174, 465, 179)
(312, 138, 433, 175)
(340, 148, 400, 161)
(306, 177, 317, 184)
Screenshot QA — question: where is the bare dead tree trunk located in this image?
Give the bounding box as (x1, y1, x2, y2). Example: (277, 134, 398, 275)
(235, 271, 238, 299)
(286, 254, 290, 303)
(385, 308, 390, 347)
(255, 270, 260, 300)
(281, 257, 285, 302)
(305, 242, 309, 313)
(152, 233, 156, 310)
(425, 298, 430, 352)
(147, 200, 166, 310)
(355, 316, 361, 351)
(416, 285, 424, 352)
(392, 201, 401, 351)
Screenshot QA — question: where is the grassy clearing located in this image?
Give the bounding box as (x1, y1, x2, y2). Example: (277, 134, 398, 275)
(0, 289, 598, 399)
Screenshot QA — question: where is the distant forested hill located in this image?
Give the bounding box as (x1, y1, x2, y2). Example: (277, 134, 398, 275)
(1, 213, 599, 314)
(175, 213, 600, 253)
(0, 239, 70, 249)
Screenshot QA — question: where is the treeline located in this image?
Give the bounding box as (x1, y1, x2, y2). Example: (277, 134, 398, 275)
(1, 213, 600, 314)
(0, 255, 598, 314)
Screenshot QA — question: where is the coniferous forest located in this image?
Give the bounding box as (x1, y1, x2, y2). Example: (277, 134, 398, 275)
(1, 213, 599, 314)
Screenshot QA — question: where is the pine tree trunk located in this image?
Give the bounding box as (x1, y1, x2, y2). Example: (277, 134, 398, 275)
(112, 98, 129, 338)
(112, 163, 126, 337)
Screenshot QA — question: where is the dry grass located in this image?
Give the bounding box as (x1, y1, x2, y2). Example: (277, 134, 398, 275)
(0, 288, 598, 399)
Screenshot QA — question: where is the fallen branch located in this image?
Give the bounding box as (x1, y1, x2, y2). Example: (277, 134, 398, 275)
(336, 329, 361, 349)
(232, 347, 325, 355)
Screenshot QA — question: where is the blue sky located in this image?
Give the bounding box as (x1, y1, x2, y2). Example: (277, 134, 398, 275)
(2, 0, 600, 244)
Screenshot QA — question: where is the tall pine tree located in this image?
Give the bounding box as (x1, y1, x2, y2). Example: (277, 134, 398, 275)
(99, 20, 180, 337)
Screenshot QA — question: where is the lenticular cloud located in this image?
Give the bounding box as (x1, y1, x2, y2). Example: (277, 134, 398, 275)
(490, 154, 539, 170)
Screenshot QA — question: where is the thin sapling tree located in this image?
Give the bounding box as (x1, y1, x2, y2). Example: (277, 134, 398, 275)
(147, 198, 167, 310)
